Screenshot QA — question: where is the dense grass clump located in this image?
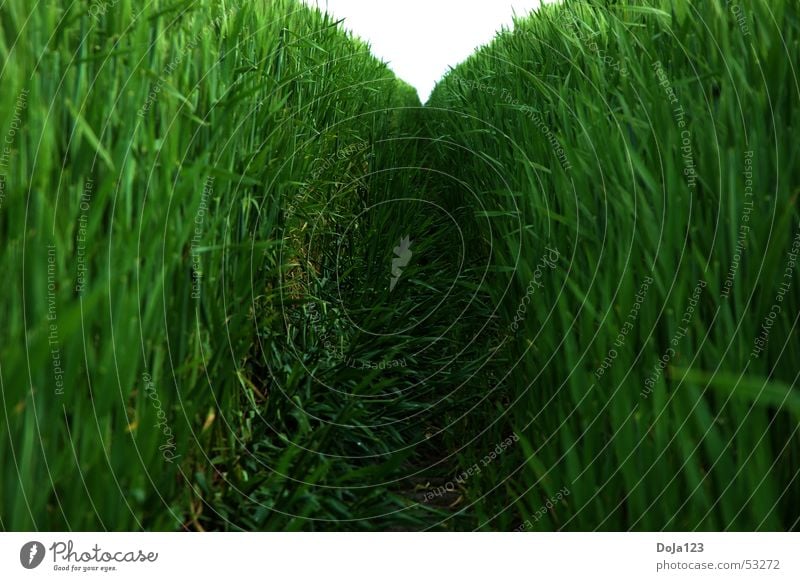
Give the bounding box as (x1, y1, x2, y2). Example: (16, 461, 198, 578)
(2, 0, 798, 532)
(423, 0, 799, 529)
(0, 0, 421, 530)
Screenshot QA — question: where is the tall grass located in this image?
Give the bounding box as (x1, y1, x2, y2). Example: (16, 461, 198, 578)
(0, 0, 423, 530)
(2, 0, 797, 532)
(424, 0, 799, 530)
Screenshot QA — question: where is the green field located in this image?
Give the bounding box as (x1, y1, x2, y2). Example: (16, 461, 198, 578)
(1, 0, 798, 531)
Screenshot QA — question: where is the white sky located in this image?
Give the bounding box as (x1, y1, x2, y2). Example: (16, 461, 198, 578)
(301, 0, 548, 102)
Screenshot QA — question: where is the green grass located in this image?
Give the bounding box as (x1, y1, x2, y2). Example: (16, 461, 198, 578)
(0, 0, 428, 530)
(424, 0, 800, 530)
(1, 0, 798, 532)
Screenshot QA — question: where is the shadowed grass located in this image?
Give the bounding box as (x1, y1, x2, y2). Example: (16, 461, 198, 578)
(423, 0, 799, 530)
